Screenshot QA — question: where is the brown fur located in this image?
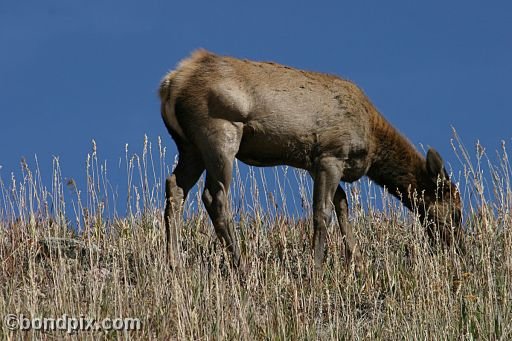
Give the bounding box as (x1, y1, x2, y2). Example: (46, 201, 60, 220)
(160, 49, 463, 270)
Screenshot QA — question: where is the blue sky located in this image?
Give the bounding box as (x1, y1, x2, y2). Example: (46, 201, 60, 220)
(1, 0, 511, 216)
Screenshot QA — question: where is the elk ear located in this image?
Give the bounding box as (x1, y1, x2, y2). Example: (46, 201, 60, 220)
(426, 148, 445, 180)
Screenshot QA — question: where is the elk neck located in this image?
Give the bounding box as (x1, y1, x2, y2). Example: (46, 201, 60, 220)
(366, 113, 430, 211)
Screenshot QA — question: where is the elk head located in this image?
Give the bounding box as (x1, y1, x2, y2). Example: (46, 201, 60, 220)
(420, 148, 463, 250)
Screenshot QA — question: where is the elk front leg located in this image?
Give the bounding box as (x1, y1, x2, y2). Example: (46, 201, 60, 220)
(312, 159, 343, 270)
(333, 185, 362, 272)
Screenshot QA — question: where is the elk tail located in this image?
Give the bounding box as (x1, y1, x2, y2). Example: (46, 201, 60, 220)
(159, 71, 187, 142)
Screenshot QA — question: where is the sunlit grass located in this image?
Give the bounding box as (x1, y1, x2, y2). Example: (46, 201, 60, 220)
(0, 133, 511, 339)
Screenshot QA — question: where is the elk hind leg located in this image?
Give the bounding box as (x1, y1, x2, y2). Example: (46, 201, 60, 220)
(200, 126, 242, 267)
(165, 151, 204, 266)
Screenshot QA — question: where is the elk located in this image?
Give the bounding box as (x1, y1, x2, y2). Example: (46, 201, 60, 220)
(159, 49, 463, 270)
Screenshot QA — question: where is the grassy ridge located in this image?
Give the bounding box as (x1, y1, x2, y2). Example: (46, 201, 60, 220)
(0, 135, 511, 339)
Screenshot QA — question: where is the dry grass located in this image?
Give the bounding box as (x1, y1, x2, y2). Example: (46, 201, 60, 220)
(1, 134, 511, 340)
